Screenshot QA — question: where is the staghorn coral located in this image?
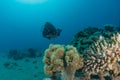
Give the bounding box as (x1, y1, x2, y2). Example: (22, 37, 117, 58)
(43, 44, 83, 80)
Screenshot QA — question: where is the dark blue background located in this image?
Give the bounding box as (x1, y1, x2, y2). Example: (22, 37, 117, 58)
(0, 0, 120, 51)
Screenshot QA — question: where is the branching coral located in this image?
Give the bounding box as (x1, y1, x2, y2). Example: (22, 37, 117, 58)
(70, 25, 120, 80)
(82, 33, 120, 80)
(43, 44, 83, 80)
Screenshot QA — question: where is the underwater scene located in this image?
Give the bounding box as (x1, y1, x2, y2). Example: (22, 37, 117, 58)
(0, 0, 120, 80)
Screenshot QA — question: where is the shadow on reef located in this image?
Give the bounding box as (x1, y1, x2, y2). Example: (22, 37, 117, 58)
(42, 24, 120, 80)
(42, 22, 62, 40)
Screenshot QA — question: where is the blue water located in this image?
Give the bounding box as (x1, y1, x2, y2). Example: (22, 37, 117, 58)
(0, 0, 120, 52)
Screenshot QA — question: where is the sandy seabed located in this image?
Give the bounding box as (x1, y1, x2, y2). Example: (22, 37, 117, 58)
(0, 53, 47, 80)
(2, 52, 120, 80)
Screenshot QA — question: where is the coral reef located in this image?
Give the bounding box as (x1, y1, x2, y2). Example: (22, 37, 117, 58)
(71, 27, 102, 54)
(43, 24, 120, 80)
(82, 32, 120, 80)
(8, 48, 42, 60)
(70, 25, 120, 80)
(43, 44, 83, 80)
(8, 49, 26, 60)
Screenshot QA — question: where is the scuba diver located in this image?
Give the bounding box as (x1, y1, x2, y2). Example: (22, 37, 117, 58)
(42, 22, 62, 40)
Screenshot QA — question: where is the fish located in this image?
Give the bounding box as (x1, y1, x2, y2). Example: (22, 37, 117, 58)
(42, 22, 62, 40)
